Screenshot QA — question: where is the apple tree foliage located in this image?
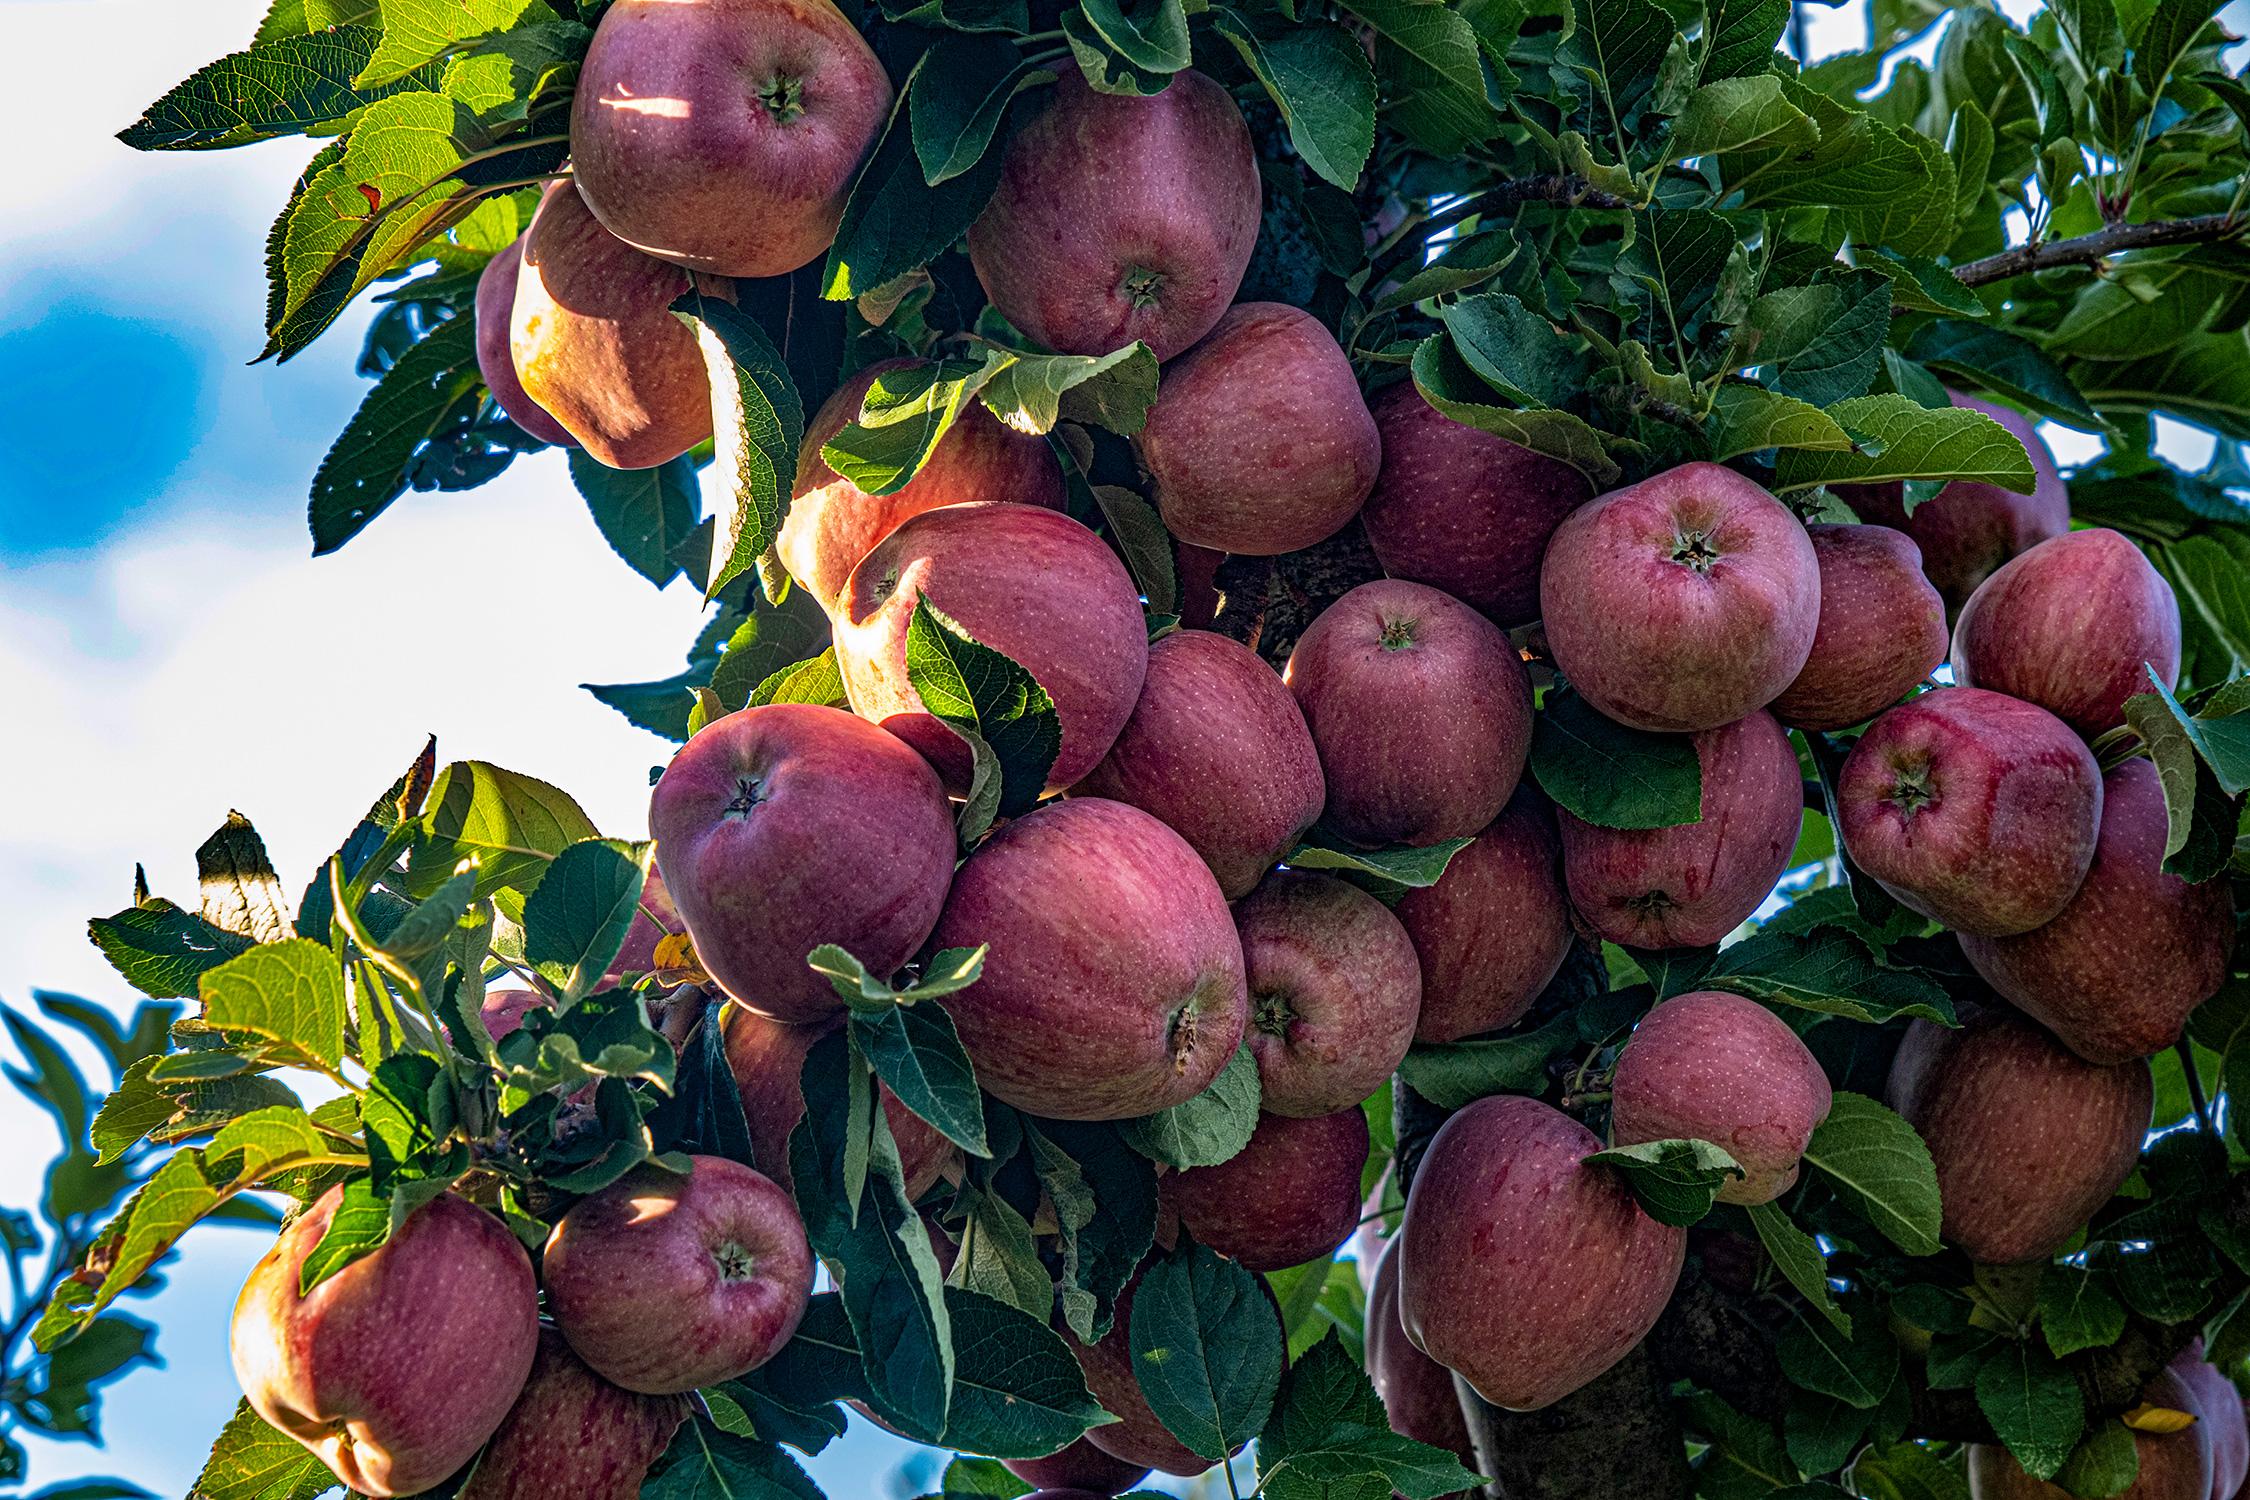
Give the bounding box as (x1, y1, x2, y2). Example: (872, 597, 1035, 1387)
(16, 0, 2250, 1495)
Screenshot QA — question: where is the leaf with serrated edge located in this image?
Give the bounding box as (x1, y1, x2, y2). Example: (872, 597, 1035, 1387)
(1800, 1092, 1942, 1255)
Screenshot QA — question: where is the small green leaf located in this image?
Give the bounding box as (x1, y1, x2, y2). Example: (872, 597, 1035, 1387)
(2038, 1265, 2127, 1358)
(1707, 386, 1855, 462)
(853, 1000, 989, 1157)
(1283, 830, 1473, 890)
(825, 64, 1009, 300)
(683, 292, 803, 603)
(120, 25, 435, 151)
(1120, 1040, 1262, 1169)
(308, 313, 485, 553)
(1212, 11, 1378, 191)
(904, 598, 1062, 819)
(1777, 1302, 1900, 1410)
(1800, 1092, 1943, 1256)
(1746, 1200, 1850, 1334)
(1772, 394, 2035, 494)
(189, 1400, 338, 1500)
(1702, 928, 1958, 1026)
(1395, 1012, 1578, 1110)
(1976, 1337, 2085, 1482)
(412, 760, 601, 900)
(909, 36, 1056, 186)
(1411, 335, 1622, 487)
(88, 902, 254, 1002)
(358, 0, 536, 87)
(1530, 685, 1704, 830)
(568, 453, 701, 589)
(199, 940, 347, 1073)
(1130, 1243, 1286, 1463)
(1672, 75, 1819, 155)
(522, 839, 651, 1008)
(1586, 1137, 1744, 1226)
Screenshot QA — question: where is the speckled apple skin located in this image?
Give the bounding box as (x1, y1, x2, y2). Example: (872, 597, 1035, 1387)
(836, 502, 1150, 791)
(230, 1189, 538, 1498)
(933, 798, 1249, 1121)
(1002, 1437, 1151, 1495)
(543, 1156, 813, 1394)
(1961, 757, 2233, 1065)
(1237, 871, 1421, 1117)
(1397, 1095, 1686, 1412)
(1841, 390, 2071, 612)
(1359, 381, 1592, 627)
(1951, 527, 2183, 736)
(1075, 629, 1325, 900)
(1161, 1107, 1369, 1271)
(1557, 710, 1803, 951)
(474, 240, 576, 447)
(1609, 990, 1833, 1205)
(1887, 1010, 2151, 1265)
(1138, 303, 1380, 555)
(1770, 523, 1949, 732)
(1285, 579, 1531, 848)
(1836, 686, 2101, 937)
(1366, 1236, 1477, 1479)
(1539, 462, 1820, 733)
(722, 1005, 958, 1198)
(1398, 787, 1573, 1043)
(569, 0, 891, 279)
(459, 1329, 688, 1500)
(780, 358, 1066, 612)
(1967, 1368, 2210, 1498)
(967, 67, 1260, 362)
(649, 703, 957, 1024)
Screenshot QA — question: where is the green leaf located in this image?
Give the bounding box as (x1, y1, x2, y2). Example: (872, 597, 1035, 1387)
(937, 1286, 1117, 1456)
(199, 940, 347, 1073)
(1441, 292, 1590, 410)
(1078, 0, 1192, 74)
(1566, 0, 1673, 129)
(1586, 1137, 1745, 1226)
(1905, 322, 2102, 428)
(1283, 830, 1472, 890)
(951, 1182, 1051, 1319)
(1130, 1243, 1286, 1463)
(2123, 676, 2247, 879)
(359, 0, 536, 87)
(1702, 928, 1958, 1025)
(2038, 1264, 2128, 1357)
(825, 63, 1008, 300)
(2054, 1419, 2141, 1499)
(1256, 1331, 1484, 1500)
(187, 1400, 338, 1500)
(1394, 1012, 1578, 1110)
(1529, 684, 1704, 830)
(2130, 0, 2226, 89)
(1703, 0, 1792, 80)
(522, 839, 650, 1008)
(88, 902, 255, 1001)
(568, 452, 701, 589)
(1120, 1039, 1261, 1169)
(905, 597, 1063, 824)
(910, 36, 1056, 186)
(1748, 271, 1895, 409)
(1855, 249, 1989, 319)
(1801, 1092, 1943, 1256)
(683, 292, 804, 602)
(1708, 385, 1855, 462)
(1777, 1303, 1900, 1410)
(1785, 1391, 1875, 1479)
(1673, 75, 1819, 155)
(1976, 1338, 2085, 1482)
(1370, 228, 1521, 316)
(1746, 1200, 1850, 1334)
(1025, 1118, 1157, 1343)
(1725, 83, 1954, 255)
(640, 1417, 825, 1500)
(1212, 11, 1378, 191)
(1688, 1391, 1802, 1498)
(412, 759, 600, 900)
(1411, 334, 1622, 486)
(1850, 1440, 1973, 1500)
(120, 26, 437, 151)
(1089, 481, 1177, 614)
(2066, 332, 2250, 442)
(977, 343, 1160, 437)
(1348, 0, 1497, 154)
(1771, 393, 2035, 494)
(750, 648, 849, 709)
(821, 358, 989, 496)
(308, 313, 484, 553)
(852, 1000, 989, 1157)
(294, 1176, 400, 1294)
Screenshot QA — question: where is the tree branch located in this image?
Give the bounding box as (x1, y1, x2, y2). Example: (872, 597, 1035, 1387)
(1952, 213, 2248, 288)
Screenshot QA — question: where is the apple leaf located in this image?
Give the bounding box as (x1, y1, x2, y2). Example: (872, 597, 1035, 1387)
(1256, 1331, 1485, 1500)
(683, 290, 804, 604)
(1975, 1337, 2085, 1482)
(189, 1399, 339, 1500)
(750, 648, 849, 710)
(522, 839, 650, 1009)
(308, 311, 486, 554)
(1529, 685, 1704, 831)
(910, 36, 1056, 187)
(87, 901, 255, 1002)
(1130, 1243, 1285, 1464)
(1212, 11, 1378, 192)
(904, 598, 1062, 837)
(1023, 1118, 1158, 1343)
(1904, 321, 2103, 427)
(1786, 1392, 1877, 1480)
(1685, 1392, 1802, 1495)
(1411, 334, 1624, 486)
(1077, 0, 1192, 73)
(1800, 1092, 1943, 1257)
(639, 1414, 826, 1500)
(493, 987, 677, 1103)
(1771, 395, 2036, 495)
(821, 357, 989, 497)
(2125, 672, 2250, 878)
(1283, 829, 1473, 895)
(951, 1182, 1051, 1320)
(977, 343, 1160, 437)
(825, 65, 1009, 300)
(1585, 1137, 1744, 1226)
(198, 940, 348, 1074)
(1120, 1039, 1261, 1169)
(1747, 271, 1895, 410)
(1367, 228, 1520, 317)
(852, 997, 991, 1158)
(1776, 1302, 1899, 1410)
(1746, 1200, 1850, 1335)
(1707, 385, 1855, 463)
(2053, 1419, 2141, 1499)
(1395, 1012, 1578, 1110)
(1088, 480, 1178, 615)
(411, 760, 601, 900)
(1700, 928, 1957, 1026)
(119, 25, 439, 152)
(569, 452, 701, 590)
(357, 0, 536, 88)
(1671, 74, 1818, 156)
(1348, 0, 1497, 154)
(1849, 1440, 1975, 1500)
(2038, 1264, 2128, 1358)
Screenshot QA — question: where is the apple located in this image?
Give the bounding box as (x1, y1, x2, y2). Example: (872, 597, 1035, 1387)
(511, 181, 714, 470)
(1074, 628, 1325, 900)
(568, 0, 892, 278)
(1539, 462, 1821, 733)
(1959, 757, 2234, 1065)
(1160, 1106, 1370, 1271)
(779, 359, 1067, 613)
(1285, 579, 1533, 846)
(1967, 1368, 2211, 1498)
(479, 988, 547, 1044)
(1835, 686, 2102, 937)
(459, 1329, 689, 1500)
(474, 240, 575, 447)
(1887, 1009, 2152, 1265)
(722, 1003, 958, 1198)
(1951, 527, 2184, 736)
(834, 502, 1150, 791)
(1003, 1437, 1151, 1495)
(1608, 990, 1833, 1205)
(1366, 1237, 1476, 1478)
(1769, 523, 1949, 733)
(543, 1155, 813, 1394)
(1841, 390, 2071, 612)
(1062, 1270, 1276, 1475)
(1558, 709, 1803, 950)
(966, 66, 1259, 361)
(229, 1187, 538, 1498)
(932, 797, 1248, 1120)
(1358, 380, 1593, 626)
(1136, 303, 1381, 555)
(1397, 1095, 1686, 1411)
(2174, 1342, 2248, 1500)
(650, 703, 956, 1025)
(1236, 871, 1421, 1117)
(1395, 787, 1573, 1043)
(602, 864, 686, 986)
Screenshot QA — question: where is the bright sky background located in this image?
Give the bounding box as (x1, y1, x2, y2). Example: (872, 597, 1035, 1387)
(0, 0, 2221, 1493)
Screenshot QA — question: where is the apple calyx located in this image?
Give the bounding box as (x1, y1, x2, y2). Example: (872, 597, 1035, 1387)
(1379, 615, 1419, 651)
(725, 776, 768, 818)
(1120, 266, 1167, 308)
(1168, 996, 1205, 1074)
(1252, 988, 1297, 1038)
(714, 1240, 759, 1284)
(1882, 762, 1937, 818)
(756, 73, 808, 126)
(1669, 529, 1723, 574)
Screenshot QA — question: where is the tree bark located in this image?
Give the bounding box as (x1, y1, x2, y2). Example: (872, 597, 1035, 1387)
(1951, 213, 2247, 287)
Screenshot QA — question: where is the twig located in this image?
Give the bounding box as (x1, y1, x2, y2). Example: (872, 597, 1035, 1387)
(1952, 212, 2248, 288)
(2179, 1039, 2225, 1170)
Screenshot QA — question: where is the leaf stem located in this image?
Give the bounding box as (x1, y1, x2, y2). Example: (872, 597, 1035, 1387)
(2178, 1039, 2224, 1168)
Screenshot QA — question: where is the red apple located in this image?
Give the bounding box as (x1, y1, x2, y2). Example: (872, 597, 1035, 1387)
(480, 988, 547, 1044)
(1959, 757, 2234, 1065)
(780, 359, 1067, 613)
(1237, 872, 1421, 1117)
(1160, 1107, 1369, 1271)
(1359, 380, 1593, 627)
(474, 239, 575, 447)
(1887, 1010, 2151, 1265)
(229, 1188, 538, 1498)
(1136, 303, 1380, 555)
(722, 1003, 958, 1198)
(932, 797, 1248, 1120)
(1951, 527, 2184, 736)
(1073, 628, 1325, 900)
(1003, 1437, 1151, 1495)
(1967, 1368, 2211, 1498)
(1396, 787, 1573, 1043)
(1835, 687, 2102, 937)
(1539, 462, 1821, 733)
(1366, 1236, 1476, 1480)
(458, 1329, 689, 1500)
(1397, 1095, 1686, 1411)
(1608, 990, 1833, 1205)
(1841, 390, 2071, 612)
(966, 66, 1259, 361)
(1558, 710, 1803, 950)
(569, 0, 892, 278)
(2174, 1342, 2248, 1500)
(543, 1155, 813, 1394)
(1769, 523, 1949, 733)
(1285, 579, 1532, 847)
(834, 502, 1150, 791)
(511, 181, 713, 470)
